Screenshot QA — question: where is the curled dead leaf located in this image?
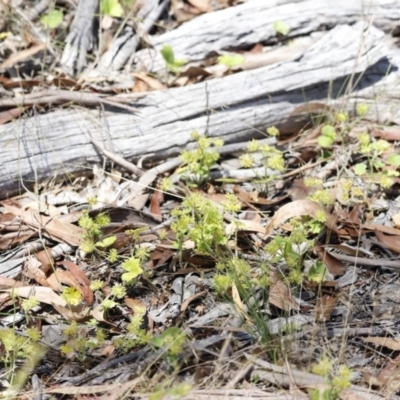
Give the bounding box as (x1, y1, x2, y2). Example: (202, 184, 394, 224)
(264, 199, 338, 238)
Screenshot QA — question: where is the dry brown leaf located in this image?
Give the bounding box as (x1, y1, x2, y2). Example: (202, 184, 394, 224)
(287, 179, 312, 200)
(51, 269, 81, 291)
(0, 43, 47, 69)
(3, 286, 67, 307)
(36, 249, 54, 274)
(59, 260, 93, 306)
(132, 78, 148, 92)
(23, 256, 50, 287)
(315, 294, 338, 322)
(188, 0, 212, 12)
(90, 303, 118, 327)
(0, 232, 35, 250)
(233, 184, 287, 205)
(124, 298, 147, 315)
(364, 223, 400, 235)
(45, 272, 64, 291)
(180, 290, 207, 313)
(314, 246, 345, 275)
(52, 304, 89, 322)
(372, 127, 400, 141)
(290, 103, 336, 117)
(226, 219, 265, 235)
(363, 355, 400, 388)
(0, 275, 25, 288)
(375, 230, 400, 253)
(24, 200, 61, 217)
(100, 343, 115, 357)
(264, 199, 338, 238)
(232, 282, 253, 325)
(393, 212, 400, 229)
(0, 107, 27, 125)
(149, 189, 163, 222)
(269, 271, 298, 311)
(132, 72, 166, 90)
(180, 65, 211, 79)
(363, 336, 400, 351)
(2, 202, 83, 246)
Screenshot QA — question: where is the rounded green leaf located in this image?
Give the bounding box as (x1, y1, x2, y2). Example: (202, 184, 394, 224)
(41, 10, 63, 29)
(321, 125, 336, 140)
(387, 153, 400, 167)
(161, 45, 175, 65)
(95, 235, 117, 248)
(318, 135, 334, 148)
(274, 20, 290, 35)
(101, 0, 123, 17)
(354, 163, 367, 176)
(218, 54, 245, 68)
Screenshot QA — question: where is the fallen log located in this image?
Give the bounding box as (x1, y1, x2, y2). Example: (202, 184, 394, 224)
(135, 0, 400, 73)
(1, 22, 400, 198)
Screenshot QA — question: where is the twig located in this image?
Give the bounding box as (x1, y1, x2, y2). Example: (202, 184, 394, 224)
(0, 90, 139, 114)
(90, 137, 145, 177)
(327, 251, 400, 270)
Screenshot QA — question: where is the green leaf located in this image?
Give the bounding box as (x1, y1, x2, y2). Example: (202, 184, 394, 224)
(161, 45, 175, 65)
(373, 159, 385, 169)
(388, 153, 400, 166)
(274, 20, 290, 35)
(95, 235, 117, 248)
(307, 261, 326, 283)
(354, 162, 367, 176)
(321, 125, 336, 140)
(121, 257, 143, 283)
(41, 9, 63, 29)
(101, 0, 123, 17)
(318, 135, 334, 148)
(218, 53, 245, 68)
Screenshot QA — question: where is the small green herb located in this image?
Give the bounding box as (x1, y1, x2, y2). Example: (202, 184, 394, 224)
(41, 9, 63, 29)
(161, 44, 186, 73)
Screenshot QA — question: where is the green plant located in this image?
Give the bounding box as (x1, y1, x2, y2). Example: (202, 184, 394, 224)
(61, 287, 82, 306)
(318, 125, 337, 148)
(161, 45, 187, 74)
(274, 20, 290, 36)
(309, 355, 352, 400)
(151, 327, 186, 368)
(218, 53, 245, 68)
(78, 210, 118, 258)
(121, 256, 144, 283)
(171, 192, 228, 261)
(150, 383, 192, 400)
(41, 9, 63, 29)
(0, 326, 46, 388)
(101, 0, 124, 17)
(352, 133, 399, 188)
(179, 132, 224, 185)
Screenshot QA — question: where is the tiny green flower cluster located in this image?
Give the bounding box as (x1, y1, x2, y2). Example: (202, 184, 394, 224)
(265, 218, 316, 285)
(179, 132, 224, 185)
(310, 355, 352, 399)
(79, 211, 111, 254)
(171, 193, 227, 255)
(243, 137, 286, 173)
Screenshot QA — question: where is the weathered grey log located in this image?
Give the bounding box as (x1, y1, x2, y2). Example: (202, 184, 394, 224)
(1, 23, 399, 199)
(135, 0, 400, 72)
(96, 0, 169, 72)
